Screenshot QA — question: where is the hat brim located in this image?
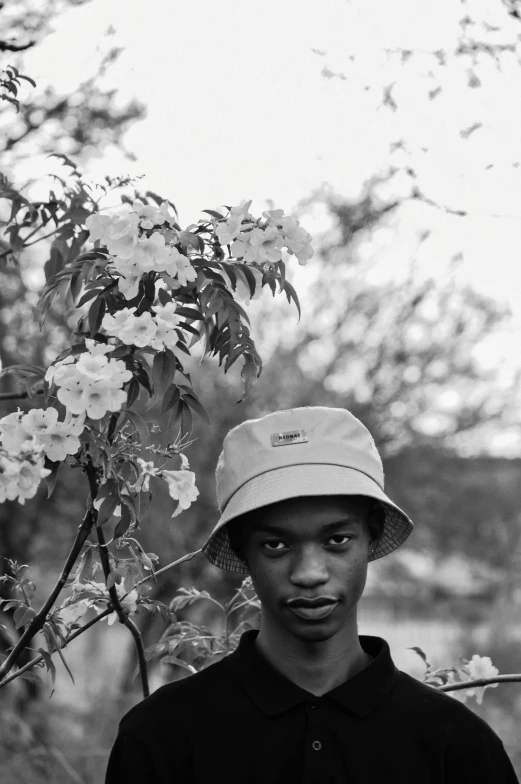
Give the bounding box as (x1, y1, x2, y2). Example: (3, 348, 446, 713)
(201, 464, 414, 573)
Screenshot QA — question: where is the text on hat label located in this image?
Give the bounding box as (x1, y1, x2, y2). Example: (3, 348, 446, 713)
(271, 429, 309, 447)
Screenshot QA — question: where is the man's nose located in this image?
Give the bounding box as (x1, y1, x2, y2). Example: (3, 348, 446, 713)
(289, 547, 329, 585)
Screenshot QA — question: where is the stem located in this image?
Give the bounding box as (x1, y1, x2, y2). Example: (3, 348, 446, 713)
(438, 674, 521, 693)
(95, 522, 149, 698)
(0, 506, 96, 682)
(0, 391, 29, 400)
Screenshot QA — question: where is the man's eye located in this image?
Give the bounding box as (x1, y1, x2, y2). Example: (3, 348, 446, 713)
(261, 536, 352, 551)
(329, 535, 351, 546)
(262, 541, 286, 551)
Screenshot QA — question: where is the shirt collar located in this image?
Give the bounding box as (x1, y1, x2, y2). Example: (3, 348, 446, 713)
(226, 629, 398, 719)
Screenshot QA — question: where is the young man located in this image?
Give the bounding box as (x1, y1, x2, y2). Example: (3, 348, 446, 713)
(106, 406, 519, 783)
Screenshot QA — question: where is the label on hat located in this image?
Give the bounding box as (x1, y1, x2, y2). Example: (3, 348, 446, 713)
(271, 429, 309, 447)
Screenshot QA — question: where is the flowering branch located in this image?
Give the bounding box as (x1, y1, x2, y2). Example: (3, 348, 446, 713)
(0, 546, 202, 689)
(0, 504, 96, 681)
(0, 607, 113, 688)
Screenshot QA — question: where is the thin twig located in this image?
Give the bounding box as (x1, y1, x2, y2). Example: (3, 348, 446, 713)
(0, 390, 29, 400)
(96, 522, 150, 698)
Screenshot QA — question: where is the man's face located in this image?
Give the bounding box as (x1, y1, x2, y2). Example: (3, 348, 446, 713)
(241, 495, 375, 643)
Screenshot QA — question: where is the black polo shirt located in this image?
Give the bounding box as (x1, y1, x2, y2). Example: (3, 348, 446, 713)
(106, 630, 518, 783)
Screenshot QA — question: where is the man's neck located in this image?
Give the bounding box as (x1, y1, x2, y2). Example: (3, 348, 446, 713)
(254, 623, 373, 697)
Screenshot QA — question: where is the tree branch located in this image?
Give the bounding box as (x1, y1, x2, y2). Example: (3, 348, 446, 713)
(0, 504, 96, 681)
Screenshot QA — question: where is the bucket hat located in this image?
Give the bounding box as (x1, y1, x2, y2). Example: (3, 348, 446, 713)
(201, 406, 414, 573)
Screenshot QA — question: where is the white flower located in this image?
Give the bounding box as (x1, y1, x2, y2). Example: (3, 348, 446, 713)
(85, 213, 112, 244)
(230, 199, 253, 219)
(84, 339, 114, 356)
(0, 411, 32, 453)
(133, 201, 159, 230)
(216, 214, 244, 246)
(295, 244, 314, 265)
(134, 232, 171, 272)
(58, 599, 89, 627)
(463, 655, 499, 705)
(0, 450, 51, 504)
(84, 383, 125, 420)
(38, 423, 81, 462)
(156, 200, 176, 226)
(76, 352, 111, 382)
(105, 213, 140, 259)
(262, 208, 285, 223)
(131, 458, 158, 493)
(230, 235, 261, 264)
(161, 469, 199, 517)
(164, 247, 197, 285)
(152, 302, 181, 330)
(248, 226, 284, 264)
(126, 311, 157, 348)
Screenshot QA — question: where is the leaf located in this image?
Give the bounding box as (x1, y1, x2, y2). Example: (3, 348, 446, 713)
(158, 288, 172, 306)
(182, 392, 212, 426)
(125, 379, 140, 409)
(88, 297, 106, 337)
(152, 351, 175, 397)
(44, 459, 61, 499)
(13, 605, 36, 630)
(94, 478, 118, 504)
(238, 354, 260, 403)
(202, 209, 225, 220)
(407, 646, 431, 670)
(114, 505, 133, 539)
(180, 400, 193, 438)
(161, 384, 181, 416)
(18, 670, 44, 686)
(122, 409, 150, 446)
(76, 287, 104, 309)
(38, 647, 57, 694)
(47, 153, 78, 171)
(175, 307, 203, 321)
(96, 494, 120, 526)
(283, 280, 301, 321)
(237, 264, 257, 298)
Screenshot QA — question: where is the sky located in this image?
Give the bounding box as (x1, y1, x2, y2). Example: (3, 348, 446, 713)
(10, 0, 521, 454)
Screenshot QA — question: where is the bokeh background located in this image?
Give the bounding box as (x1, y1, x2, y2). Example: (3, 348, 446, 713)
(2, 0, 521, 781)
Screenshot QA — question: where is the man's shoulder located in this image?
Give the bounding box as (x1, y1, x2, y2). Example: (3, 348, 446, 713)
(393, 669, 502, 742)
(120, 655, 232, 736)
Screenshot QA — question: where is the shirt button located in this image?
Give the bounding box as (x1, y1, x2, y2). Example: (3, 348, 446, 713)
(312, 740, 322, 752)
(309, 702, 317, 710)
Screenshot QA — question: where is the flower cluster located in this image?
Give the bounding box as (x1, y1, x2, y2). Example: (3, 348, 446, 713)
(85, 202, 197, 300)
(215, 201, 314, 266)
(0, 407, 84, 463)
(102, 302, 182, 351)
(46, 339, 132, 420)
(0, 447, 50, 504)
